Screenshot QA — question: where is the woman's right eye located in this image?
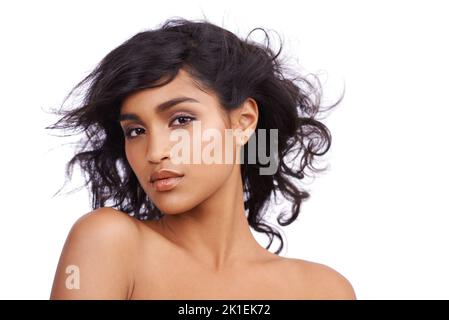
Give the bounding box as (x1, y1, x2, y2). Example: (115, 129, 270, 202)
(125, 127, 144, 139)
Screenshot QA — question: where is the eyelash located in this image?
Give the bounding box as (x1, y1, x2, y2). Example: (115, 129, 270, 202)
(124, 115, 196, 139)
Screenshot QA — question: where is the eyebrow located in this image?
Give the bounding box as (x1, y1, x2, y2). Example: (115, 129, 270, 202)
(118, 96, 200, 122)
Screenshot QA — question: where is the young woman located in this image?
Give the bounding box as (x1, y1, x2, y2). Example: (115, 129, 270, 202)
(48, 17, 355, 299)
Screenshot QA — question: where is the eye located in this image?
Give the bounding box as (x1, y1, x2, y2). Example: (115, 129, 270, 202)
(170, 115, 196, 127)
(124, 127, 144, 139)
(123, 115, 195, 139)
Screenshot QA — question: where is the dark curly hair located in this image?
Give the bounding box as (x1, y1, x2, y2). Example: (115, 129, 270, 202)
(45, 17, 344, 255)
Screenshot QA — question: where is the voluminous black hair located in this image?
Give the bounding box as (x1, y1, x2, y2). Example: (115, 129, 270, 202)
(46, 17, 344, 254)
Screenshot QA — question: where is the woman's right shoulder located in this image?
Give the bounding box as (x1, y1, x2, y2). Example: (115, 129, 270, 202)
(50, 207, 143, 299)
(66, 207, 143, 243)
(73, 207, 140, 233)
(70, 207, 171, 256)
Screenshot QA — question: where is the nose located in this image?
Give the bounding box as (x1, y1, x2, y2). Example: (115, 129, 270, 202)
(145, 129, 171, 164)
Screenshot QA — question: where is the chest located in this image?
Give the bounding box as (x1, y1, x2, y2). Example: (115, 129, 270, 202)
(130, 253, 306, 299)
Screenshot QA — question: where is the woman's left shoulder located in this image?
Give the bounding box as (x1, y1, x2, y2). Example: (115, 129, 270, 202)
(285, 257, 357, 300)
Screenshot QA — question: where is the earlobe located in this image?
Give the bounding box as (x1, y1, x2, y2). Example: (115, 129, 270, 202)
(230, 98, 259, 145)
(233, 126, 256, 146)
(238, 133, 248, 146)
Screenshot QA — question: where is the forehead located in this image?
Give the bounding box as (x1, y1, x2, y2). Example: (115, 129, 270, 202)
(121, 69, 213, 113)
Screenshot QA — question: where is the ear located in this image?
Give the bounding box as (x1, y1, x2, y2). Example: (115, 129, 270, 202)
(230, 98, 259, 146)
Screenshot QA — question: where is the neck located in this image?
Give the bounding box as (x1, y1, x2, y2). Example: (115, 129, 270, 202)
(157, 164, 267, 272)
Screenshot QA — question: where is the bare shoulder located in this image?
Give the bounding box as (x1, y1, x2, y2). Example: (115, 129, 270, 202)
(288, 258, 356, 300)
(72, 207, 140, 237)
(61, 207, 141, 253)
(50, 207, 141, 299)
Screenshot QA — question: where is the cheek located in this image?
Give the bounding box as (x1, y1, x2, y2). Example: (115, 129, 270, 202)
(190, 162, 233, 190)
(153, 162, 233, 214)
(195, 120, 238, 164)
(125, 143, 145, 178)
(184, 124, 235, 193)
(125, 144, 135, 167)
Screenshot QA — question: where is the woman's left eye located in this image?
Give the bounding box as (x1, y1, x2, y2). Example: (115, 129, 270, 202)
(171, 115, 195, 126)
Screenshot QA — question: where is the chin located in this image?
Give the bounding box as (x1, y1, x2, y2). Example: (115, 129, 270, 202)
(151, 196, 197, 215)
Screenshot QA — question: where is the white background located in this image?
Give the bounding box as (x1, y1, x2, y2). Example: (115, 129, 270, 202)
(0, 0, 448, 299)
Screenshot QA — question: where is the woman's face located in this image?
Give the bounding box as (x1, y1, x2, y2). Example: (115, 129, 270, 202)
(119, 69, 241, 214)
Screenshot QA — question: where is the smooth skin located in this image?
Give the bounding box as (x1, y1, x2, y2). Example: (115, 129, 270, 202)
(50, 69, 356, 300)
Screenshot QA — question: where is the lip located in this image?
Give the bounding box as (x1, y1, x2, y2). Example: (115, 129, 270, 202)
(149, 169, 184, 192)
(150, 168, 184, 182)
(151, 176, 184, 192)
